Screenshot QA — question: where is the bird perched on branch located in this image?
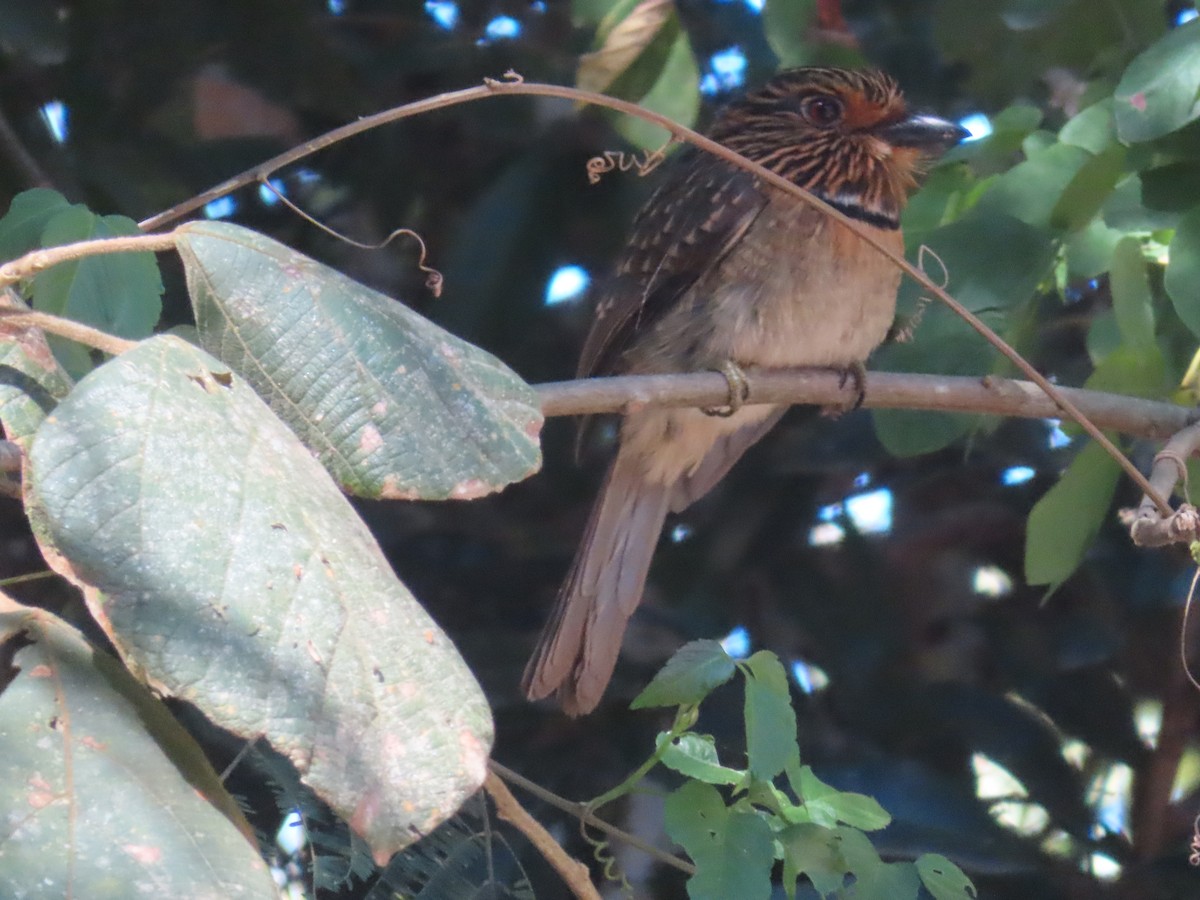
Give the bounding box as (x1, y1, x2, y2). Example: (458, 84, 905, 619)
(523, 66, 966, 715)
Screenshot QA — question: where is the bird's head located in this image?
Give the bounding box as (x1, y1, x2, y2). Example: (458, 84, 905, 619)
(709, 67, 968, 229)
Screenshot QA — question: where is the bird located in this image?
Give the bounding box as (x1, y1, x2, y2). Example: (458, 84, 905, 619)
(523, 67, 967, 715)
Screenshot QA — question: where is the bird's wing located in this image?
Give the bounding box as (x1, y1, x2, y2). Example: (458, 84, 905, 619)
(577, 153, 769, 379)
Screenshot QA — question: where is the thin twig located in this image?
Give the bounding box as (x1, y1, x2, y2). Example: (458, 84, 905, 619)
(484, 766, 603, 900)
(489, 760, 695, 876)
(135, 76, 1172, 516)
(0, 309, 136, 356)
(0, 232, 179, 287)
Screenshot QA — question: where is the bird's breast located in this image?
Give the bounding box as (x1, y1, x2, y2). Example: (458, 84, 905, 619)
(707, 197, 903, 369)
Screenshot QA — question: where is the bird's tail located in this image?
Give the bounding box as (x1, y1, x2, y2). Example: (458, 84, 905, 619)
(522, 448, 669, 716)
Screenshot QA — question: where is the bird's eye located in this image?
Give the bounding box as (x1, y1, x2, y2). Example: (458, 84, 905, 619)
(800, 95, 844, 126)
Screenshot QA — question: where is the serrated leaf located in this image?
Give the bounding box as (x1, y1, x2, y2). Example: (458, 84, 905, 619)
(659, 732, 745, 785)
(743, 650, 798, 780)
(25, 335, 493, 864)
(916, 853, 977, 900)
(781, 823, 847, 898)
(1114, 18, 1200, 142)
(177, 221, 542, 500)
(0, 188, 71, 263)
(631, 638, 736, 708)
(0, 594, 276, 898)
(664, 781, 774, 900)
(0, 290, 72, 446)
(1166, 206, 1200, 339)
(1108, 236, 1156, 351)
(1024, 440, 1121, 587)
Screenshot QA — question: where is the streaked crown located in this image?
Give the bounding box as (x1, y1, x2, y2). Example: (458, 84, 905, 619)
(709, 67, 963, 229)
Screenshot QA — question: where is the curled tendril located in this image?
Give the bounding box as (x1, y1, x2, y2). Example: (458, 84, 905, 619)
(579, 817, 632, 895)
(586, 144, 670, 185)
(892, 243, 948, 343)
(257, 175, 443, 297)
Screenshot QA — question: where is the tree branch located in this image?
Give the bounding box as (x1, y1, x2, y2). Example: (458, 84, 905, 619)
(489, 759, 694, 876)
(484, 766, 603, 900)
(535, 368, 1195, 443)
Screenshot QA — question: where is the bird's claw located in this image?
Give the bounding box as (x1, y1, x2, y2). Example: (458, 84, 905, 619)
(822, 362, 867, 417)
(703, 360, 750, 417)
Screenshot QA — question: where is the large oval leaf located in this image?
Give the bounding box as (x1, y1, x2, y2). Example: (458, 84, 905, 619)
(1114, 18, 1200, 143)
(0, 595, 276, 898)
(176, 221, 542, 500)
(26, 335, 493, 864)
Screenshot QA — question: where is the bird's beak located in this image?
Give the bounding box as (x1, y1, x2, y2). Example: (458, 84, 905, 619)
(878, 114, 970, 153)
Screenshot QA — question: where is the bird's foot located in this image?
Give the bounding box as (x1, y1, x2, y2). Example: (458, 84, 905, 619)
(821, 362, 867, 418)
(702, 360, 751, 417)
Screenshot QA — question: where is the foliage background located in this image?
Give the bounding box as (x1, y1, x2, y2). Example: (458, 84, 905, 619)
(2, 0, 1200, 897)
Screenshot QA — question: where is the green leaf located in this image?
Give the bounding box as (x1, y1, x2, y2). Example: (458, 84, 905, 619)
(764, 0, 816, 68)
(1084, 344, 1166, 399)
(177, 221, 543, 500)
(976, 142, 1093, 230)
(1114, 18, 1200, 142)
(577, 0, 674, 98)
(743, 650, 799, 779)
(902, 163, 977, 245)
(0, 595, 277, 898)
(664, 781, 774, 900)
(1059, 98, 1116, 154)
(1024, 440, 1122, 587)
(1166, 206, 1200, 339)
(659, 733, 745, 785)
(904, 212, 1057, 314)
(781, 823, 847, 898)
(916, 853, 978, 900)
(1108, 236, 1156, 351)
(853, 860, 922, 900)
(1104, 174, 1181, 232)
(30, 205, 164, 377)
(1065, 219, 1122, 279)
(0, 188, 71, 263)
(942, 105, 1042, 172)
(614, 21, 700, 151)
(1140, 161, 1200, 213)
(796, 766, 891, 831)
(1050, 143, 1126, 232)
(0, 291, 72, 446)
(631, 638, 736, 708)
(25, 335, 493, 864)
